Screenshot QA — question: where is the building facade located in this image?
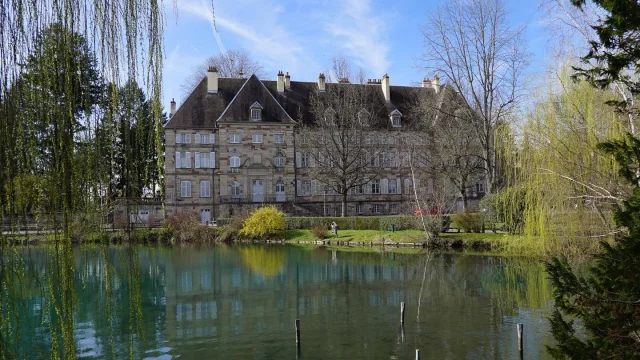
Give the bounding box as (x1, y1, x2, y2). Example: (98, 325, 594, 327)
(164, 68, 483, 221)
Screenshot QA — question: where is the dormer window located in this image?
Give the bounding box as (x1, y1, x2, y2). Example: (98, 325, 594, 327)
(249, 101, 263, 121)
(389, 109, 403, 128)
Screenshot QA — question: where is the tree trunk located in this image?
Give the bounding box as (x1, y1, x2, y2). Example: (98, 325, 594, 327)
(341, 191, 348, 217)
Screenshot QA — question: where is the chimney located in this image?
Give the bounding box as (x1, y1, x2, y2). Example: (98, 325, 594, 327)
(207, 66, 218, 94)
(422, 78, 431, 88)
(277, 70, 285, 93)
(238, 68, 245, 79)
(432, 75, 440, 94)
(338, 78, 350, 84)
(381, 73, 390, 102)
(170, 98, 176, 117)
(317, 73, 326, 92)
(285, 72, 291, 90)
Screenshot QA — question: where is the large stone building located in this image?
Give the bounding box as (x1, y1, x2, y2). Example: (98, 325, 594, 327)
(164, 68, 484, 221)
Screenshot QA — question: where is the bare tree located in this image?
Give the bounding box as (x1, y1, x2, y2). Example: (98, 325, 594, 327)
(179, 49, 265, 100)
(299, 84, 382, 216)
(420, 0, 530, 194)
(325, 54, 368, 84)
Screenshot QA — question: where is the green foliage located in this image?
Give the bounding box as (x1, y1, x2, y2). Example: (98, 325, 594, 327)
(239, 206, 286, 239)
(546, 136, 640, 358)
(451, 210, 482, 233)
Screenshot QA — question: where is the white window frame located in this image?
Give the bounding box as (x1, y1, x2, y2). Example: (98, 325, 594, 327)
(372, 204, 381, 214)
(275, 181, 285, 193)
(371, 180, 380, 194)
(388, 179, 397, 194)
(180, 180, 192, 198)
(475, 183, 484, 193)
(251, 109, 261, 121)
(275, 152, 286, 167)
(230, 153, 241, 168)
(229, 133, 240, 144)
(392, 115, 401, 127)
(301, 180, 311, 196)
(274, 134, 285, 144)
(200, 181, 211, 197)
(389, 203, 398, 214)
(252, 134, 263, 143)
(301, 152, 310, 168)
(356, 204, 363, 214)
(231, 181, 241, 198)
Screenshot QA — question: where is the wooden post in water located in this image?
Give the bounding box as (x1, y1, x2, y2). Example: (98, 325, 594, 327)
(295, 319, 301, 348)
(517, 323, 524, 359)
(400, 302, 405, 324)
(415, 349, 420, 360)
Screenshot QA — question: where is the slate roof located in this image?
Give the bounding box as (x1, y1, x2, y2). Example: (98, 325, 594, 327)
(165, 74, 444, 130)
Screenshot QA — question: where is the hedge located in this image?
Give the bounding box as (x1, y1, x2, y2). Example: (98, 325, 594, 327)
(217, 215, 449, 231)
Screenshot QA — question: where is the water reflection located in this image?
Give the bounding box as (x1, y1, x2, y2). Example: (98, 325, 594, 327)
(2, 246, 555, 359)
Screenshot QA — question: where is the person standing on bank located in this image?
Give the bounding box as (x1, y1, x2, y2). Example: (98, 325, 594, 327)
(331, 222, 338, 236)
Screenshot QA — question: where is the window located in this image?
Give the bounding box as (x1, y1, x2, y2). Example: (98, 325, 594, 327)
(356, 204, 363, 214)
(251, 109, 261, 121)
(196, 152, 210, 168)
(371, 180, 380, 194)
(388, 179, 397, 194)
(389, 203, 398, 214)
(369, 152, 379, 167)
(252, 134, 263, 143)
(382, 152, 396, 167)
(180, 181, 191, 197)
(301, 180, 311, 196)
(229, 133, 240, 144)
(357, 185, 364, 195)
(276, 181, 285, 193)
(230, 152, 241, 168)
(231, 181, 241, 198)
(176, 133, 191, 144)
(274, 152, 286, 167)
(198, 134, 214, 144)
(372, 204, 381, 214)
(401, 152, 410, 167)
(176, 151, 191, 169)
(301, 152, 310, 168)
(200, 181, 211, 197)
(392, 115, 401, 127)
(274, 134, 284, 144)
(475, 183, 484, 193)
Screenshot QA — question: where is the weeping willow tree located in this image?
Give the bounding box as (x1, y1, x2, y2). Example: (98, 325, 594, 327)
(0, 1, 178, 358)
(494, 66, 629, 252)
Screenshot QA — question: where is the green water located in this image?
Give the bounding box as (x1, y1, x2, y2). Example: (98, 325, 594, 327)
(3, 245, 555, 359)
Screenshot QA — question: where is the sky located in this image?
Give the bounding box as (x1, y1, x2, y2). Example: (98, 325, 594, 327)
(162, 0, 549, 109)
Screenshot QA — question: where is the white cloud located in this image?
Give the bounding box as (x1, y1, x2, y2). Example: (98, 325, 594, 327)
(324, 0, 390, 76)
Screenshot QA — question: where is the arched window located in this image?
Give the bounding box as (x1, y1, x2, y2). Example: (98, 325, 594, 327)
(274, 151, 286, 168)
(231, 181, 241, 198)
(230, 152, 240, 168)
(275, 180, 285, 193)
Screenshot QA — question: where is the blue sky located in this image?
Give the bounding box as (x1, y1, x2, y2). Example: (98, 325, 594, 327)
(162, 0, 547, 109)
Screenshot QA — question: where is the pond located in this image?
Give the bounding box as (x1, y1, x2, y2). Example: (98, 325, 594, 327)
(2, 245, 555, 359)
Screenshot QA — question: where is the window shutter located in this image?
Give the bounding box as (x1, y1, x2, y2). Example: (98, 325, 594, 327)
(428, 179, 434, 194)
(296, 152, 301, 168)
(185, 152, 191, 168)
(381, 179, 388, 194)
(195, 152, 201, 168)
(176, 151, 181, 169)
(176, 133, 181, 144)
(210, 134, 215, 144)
(195, 134, 201, 144)
(311, 180, 317, 196)
(185, 134, 191, 144)
(296, 180, 301, 195)
(365, 182, 371, 194)
(396, 179, 402, 194)
(210, 152, 215, 168)
(309, 154, 315, 168)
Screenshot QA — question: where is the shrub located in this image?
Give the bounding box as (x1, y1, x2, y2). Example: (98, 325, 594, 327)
(311, 225, 328, 239)
(240, 206, 286, 239)
(451, 210, 482, 232)
(285, 215, 431, 231)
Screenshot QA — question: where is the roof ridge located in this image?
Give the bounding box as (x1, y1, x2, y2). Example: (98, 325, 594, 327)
(215, 76, 251, 122)
(257, 77, 294, 123)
